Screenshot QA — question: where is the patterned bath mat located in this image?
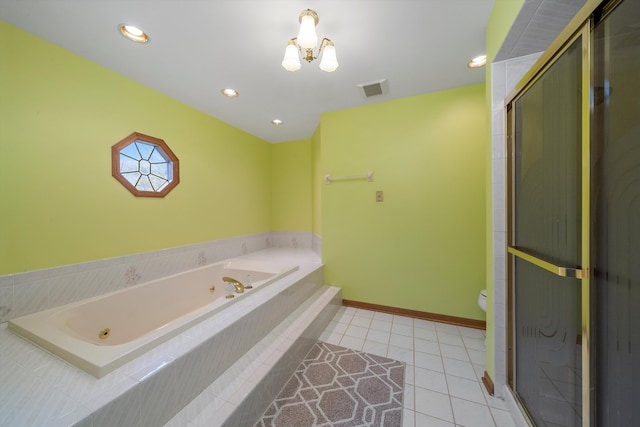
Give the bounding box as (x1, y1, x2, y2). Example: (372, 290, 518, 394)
(256, 341, 405, 427)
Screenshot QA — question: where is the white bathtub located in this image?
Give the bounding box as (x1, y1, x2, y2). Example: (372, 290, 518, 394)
(8, 258, 298, 378)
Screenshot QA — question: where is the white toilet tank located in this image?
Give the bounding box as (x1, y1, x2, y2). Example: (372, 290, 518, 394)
(478, 289, 487, 312)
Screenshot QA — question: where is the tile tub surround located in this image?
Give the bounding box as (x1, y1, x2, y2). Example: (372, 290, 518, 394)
(0, 248, 328, 427)
(0, 231, 317, 324)
(167, 286, 342, 427)
(8, 258, 299, 378)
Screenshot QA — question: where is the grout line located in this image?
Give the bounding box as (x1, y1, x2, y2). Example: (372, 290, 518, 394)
(324, 307, 509, 427)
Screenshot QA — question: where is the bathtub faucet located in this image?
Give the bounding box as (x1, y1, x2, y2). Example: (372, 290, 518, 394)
(222, 276, 252, 293)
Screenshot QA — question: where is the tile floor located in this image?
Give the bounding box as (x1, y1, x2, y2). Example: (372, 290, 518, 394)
(318, 306, 515, 427)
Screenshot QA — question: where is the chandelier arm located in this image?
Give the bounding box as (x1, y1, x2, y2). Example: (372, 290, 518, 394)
(318, 38, 331, 52)
(317, 38, 334, 59)
(294, 37, 332, 62)
(289, 37, 306, 62)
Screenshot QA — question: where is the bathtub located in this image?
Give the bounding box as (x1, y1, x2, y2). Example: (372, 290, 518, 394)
(8, 258, 298, 378)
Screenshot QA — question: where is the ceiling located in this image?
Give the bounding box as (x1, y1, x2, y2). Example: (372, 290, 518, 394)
(0, 0, 496, 143)
(495, 0, 586, 62)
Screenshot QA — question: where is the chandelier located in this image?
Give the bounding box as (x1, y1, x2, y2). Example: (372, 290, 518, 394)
(281, 9, 339, 72)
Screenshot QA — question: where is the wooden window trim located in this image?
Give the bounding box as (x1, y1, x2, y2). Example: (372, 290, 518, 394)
(111, 132, 180, 198)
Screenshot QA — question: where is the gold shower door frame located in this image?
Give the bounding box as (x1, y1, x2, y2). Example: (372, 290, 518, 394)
(505, 12, 595, 427)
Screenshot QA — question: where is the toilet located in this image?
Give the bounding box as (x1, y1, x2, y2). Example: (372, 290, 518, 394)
(478, 289, 487, 312)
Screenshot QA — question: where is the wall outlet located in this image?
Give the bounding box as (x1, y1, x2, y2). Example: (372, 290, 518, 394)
(376, 190, 384, 202)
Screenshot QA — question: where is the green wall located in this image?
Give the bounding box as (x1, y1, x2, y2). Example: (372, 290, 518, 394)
(321, 84, 487, 320)
(2, 7, 522, 335)
(0, 21, 272, 275)
(311, 125, 322, 237)
(484, 0, 525, 380)
(271, 139, 312, 232)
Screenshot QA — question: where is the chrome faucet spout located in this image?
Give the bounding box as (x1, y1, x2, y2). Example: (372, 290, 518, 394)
(222, 276, 246, 293)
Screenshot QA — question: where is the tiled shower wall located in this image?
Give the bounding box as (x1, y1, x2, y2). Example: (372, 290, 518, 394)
(0, 231, 322, 324)
(490, 52, 543, 396)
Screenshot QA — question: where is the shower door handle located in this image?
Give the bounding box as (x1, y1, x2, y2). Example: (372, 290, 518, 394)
(507, 246, 585, 279)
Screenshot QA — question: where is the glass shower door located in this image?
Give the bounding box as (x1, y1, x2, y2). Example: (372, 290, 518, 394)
(506, 1, 640, 425)
(593, 0, 640, 424)
(507, 34, 585, 426)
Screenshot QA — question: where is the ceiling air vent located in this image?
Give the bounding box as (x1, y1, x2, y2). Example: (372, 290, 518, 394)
(358, 79, 389, 98)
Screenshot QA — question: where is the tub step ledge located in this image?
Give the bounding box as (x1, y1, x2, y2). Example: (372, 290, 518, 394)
(166, 285, 342, 427)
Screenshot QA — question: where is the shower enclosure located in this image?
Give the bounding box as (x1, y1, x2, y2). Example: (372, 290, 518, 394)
(506, 0, 640, 425)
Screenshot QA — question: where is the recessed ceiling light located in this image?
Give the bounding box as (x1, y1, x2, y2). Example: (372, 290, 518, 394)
(272, 119, 284, 125)
(119, 24, 149, 43)
(221, 88, 239, 98)
(467, 54, 487, 68)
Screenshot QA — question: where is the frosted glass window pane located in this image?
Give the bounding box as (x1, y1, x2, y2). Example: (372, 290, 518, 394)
(136, 176, 153, 191)
(149, 149, 168, 163)
(135, 141, 155, 160)
(120, 144, 141, 160)
(121, 172, 140, 186)
(150, 163, 170, 179)
(139, 160, 151, 175)
(120, 156, 139, 173)
(149, 175, 168, 191)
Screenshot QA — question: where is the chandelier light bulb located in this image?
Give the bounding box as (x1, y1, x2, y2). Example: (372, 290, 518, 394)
(296, 11, 318, 49)
(282, 40, 301, 71)
(319, 41, 338, 72)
